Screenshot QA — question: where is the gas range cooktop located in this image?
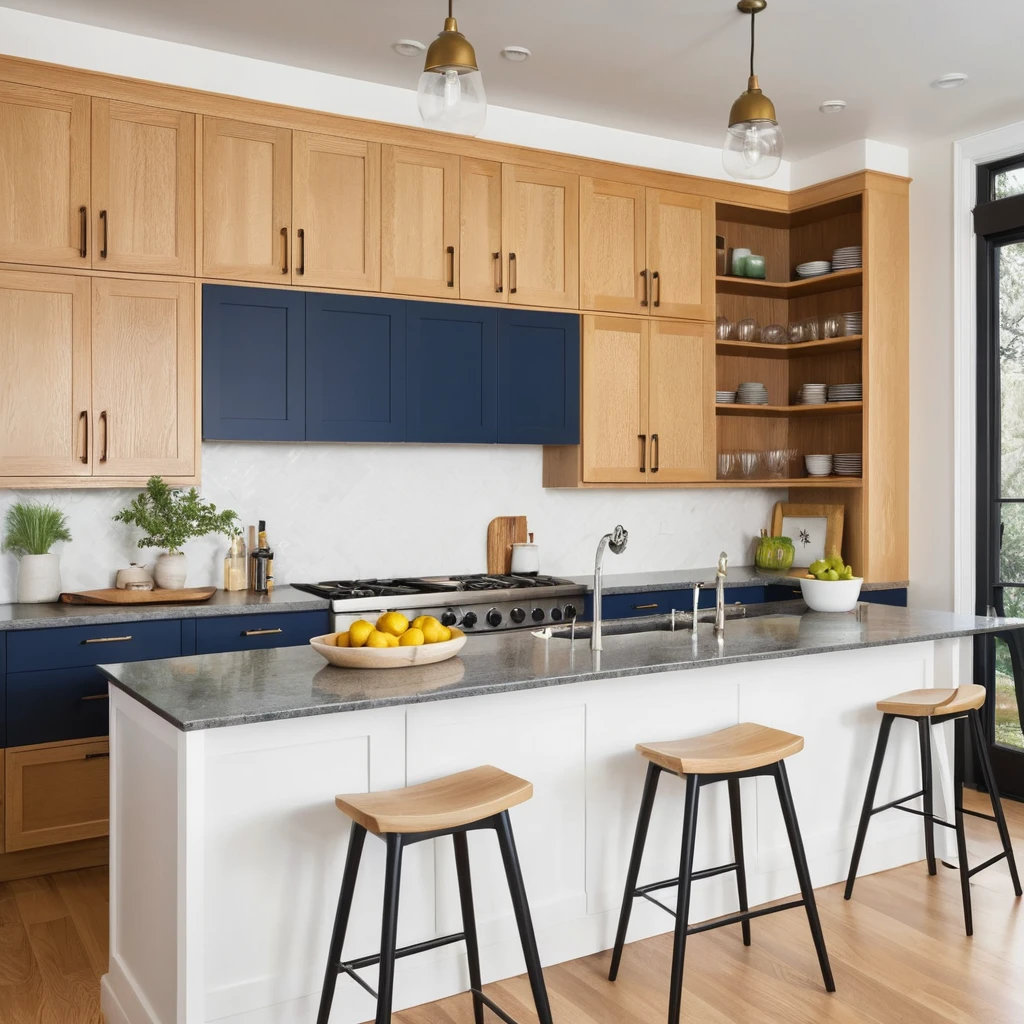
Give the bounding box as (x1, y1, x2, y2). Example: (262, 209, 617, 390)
(292, 574, 587, 632)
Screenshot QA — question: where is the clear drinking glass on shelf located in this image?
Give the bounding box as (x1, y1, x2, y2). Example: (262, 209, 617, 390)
(761, 324, 786, 344)
(716, 316, 734, 340)
(787, 322, 805, 343)
(737, 318, 758, 341)
(739, 451, 761, 478)
(803, 316, 820, 341)
(823, 314, 842, 338)
(717, 451, 738, 479)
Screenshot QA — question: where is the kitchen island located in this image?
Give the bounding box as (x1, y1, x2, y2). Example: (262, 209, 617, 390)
(99, 604, 1018, 1024)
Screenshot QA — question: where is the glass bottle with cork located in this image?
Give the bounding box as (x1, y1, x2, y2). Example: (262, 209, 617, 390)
(223, 531, 247, 591)
(249, 521, 275, 594)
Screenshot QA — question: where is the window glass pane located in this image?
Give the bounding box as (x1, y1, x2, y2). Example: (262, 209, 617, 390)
(994, 165, 1024, 200)
(999, 240, 1024, 497)
(994, 631, 1024, 751)
(998, 504, 1024, 582)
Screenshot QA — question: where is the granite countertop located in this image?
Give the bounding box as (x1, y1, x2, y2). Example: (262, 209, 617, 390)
(569, 566, 908, 595)
(0, 585, 329, 631)
(101, 603, 1019, 732)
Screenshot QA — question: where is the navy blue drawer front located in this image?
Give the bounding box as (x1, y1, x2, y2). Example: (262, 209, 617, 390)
(7, 619, 182, 673)
(585, 586, 767, 620)
(8, 667, 111, 747)
(195, 609, 329, 655)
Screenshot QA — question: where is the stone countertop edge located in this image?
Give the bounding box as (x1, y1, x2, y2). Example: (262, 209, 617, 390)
(100, 605, 1023, 733)
(0, 585, 329, 631)
(570, 566, 908, 595)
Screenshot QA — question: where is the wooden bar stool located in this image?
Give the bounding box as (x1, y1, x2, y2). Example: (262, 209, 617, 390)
(316, 765, 553, 1024)
(845, 684, 1022, 935)
(609, 723, 835, 1023)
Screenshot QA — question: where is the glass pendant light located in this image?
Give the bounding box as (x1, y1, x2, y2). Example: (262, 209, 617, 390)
(723, 0, 783, 180)
(417, 0, 486, 136)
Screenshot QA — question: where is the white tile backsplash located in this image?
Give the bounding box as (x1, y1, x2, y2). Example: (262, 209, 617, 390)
(0, 443, 779, 601)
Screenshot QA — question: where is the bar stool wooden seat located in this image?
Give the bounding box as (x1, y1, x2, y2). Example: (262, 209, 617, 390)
(317, 765, 553, 1024)
(845, 684, 1022, 936)
(610, 723, 835, 1024)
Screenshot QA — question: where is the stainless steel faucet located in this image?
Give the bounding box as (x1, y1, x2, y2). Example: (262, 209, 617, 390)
(714, 552, 728, 638)
(592, 525, 628, 651)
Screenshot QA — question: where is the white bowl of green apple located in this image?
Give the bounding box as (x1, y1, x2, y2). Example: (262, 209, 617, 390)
(799, 558, 863, 612)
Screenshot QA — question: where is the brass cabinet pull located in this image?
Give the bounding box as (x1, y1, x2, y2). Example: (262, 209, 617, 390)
(99, 410, 108, 462)
(281, 227, 289, 274)
(80, 693, 109, 701)
(79, 205, 87, 258)
(296, 228, 305, 275)
(638, 433, 647, 473)
(85, 751, 110, 760)
(653, 270, 661, 308)
(493, 251, 503, 293)
(632, 602, 659, 610)
(509, 251, 518, 294)
(99, 210, 108, 259)
(641, 268, 649, 307)
(651, 432, 660, 473)
(242, 627, 283, 636)
(79, 410, 88, 464)
(82, 635, 132, 644)
(446, 245, 455, 288)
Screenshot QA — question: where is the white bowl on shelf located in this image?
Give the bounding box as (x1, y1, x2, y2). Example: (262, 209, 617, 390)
(799, 576, 863, 612)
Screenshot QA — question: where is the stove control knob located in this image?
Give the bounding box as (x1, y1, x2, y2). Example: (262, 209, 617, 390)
(532, 607, 546, 622)
(462, 611, 478, 628)
(510, 607, 526, 624)
(550, 607, 563, 622)
(441, 610, 458, 627)
(486, 608, 503, 627)
(563, 604, 578, 621)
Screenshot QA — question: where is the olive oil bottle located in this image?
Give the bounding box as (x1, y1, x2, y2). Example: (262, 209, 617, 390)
(249, 520, 275, 593)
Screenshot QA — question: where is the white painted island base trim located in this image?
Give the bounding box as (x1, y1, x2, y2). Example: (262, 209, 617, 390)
(103, 641, 949, 1024)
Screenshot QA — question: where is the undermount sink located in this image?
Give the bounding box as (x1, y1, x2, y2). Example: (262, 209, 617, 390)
(539, 606, 749, 641)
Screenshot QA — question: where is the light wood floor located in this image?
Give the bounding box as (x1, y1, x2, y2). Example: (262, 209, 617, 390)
(2, 790, 1022, 1024)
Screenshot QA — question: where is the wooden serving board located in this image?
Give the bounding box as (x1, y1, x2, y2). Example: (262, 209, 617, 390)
(60, 586, 218, 605)
(487, 516, 527, 574)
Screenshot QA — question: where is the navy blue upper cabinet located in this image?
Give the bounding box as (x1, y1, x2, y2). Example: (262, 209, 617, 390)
(306, 295, 406, 441)
(497, 310, 580, 445)
(407, 302, 498, 443)
(203, 285, 306, 441)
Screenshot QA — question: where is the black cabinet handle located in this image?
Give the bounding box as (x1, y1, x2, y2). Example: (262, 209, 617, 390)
(653, 270, 661, 308)
(509, 251, 517, 294)
(99, 410, 109, 463)
(446, 245, 455, 288)
(99, 210, 108, 259)
(79, 205, 87, 258)
(641, 269, 649, 307)
(281, 227, 289, 274)
(79, 410, 88, 464)
(493, 251, 503, 293)
(85, 751, 110, 760)
(651, 433, 660, 473)
(297, 228, 305, 275)
(639, 433, 647, 473)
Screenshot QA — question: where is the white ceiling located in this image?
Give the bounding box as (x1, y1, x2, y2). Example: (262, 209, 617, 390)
(6, 0, 1024, 159)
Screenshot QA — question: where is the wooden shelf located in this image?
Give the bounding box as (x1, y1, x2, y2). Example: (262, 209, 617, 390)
(715, 268, 863, 298)
(716, 335, 862, 359)
(712, 476, 863, 489)
(716, 401, 863, 417)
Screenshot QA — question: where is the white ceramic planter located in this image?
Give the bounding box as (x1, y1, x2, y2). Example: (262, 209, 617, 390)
(153, 551, 187, 589)
(17, 552, 62, 603)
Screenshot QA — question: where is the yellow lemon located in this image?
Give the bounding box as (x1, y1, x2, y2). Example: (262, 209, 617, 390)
(399, 627, 425, 647)
(448, 627, 464, 640)
(333, 631, 351, 648)
(349, 620, 374, 648)
(365, 630, 391, 649)
(411, 614, 441, 631)
(385, 633, 400, 647)
(377, 611, 409, 637)
(439, 625, 452, 641)
(421, 620, 446, 644)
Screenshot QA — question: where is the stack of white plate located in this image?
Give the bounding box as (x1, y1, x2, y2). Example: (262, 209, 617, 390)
(832, 246, 862, 269)
(716, 390, 737, 404)
(833, 453, 863, 476)
(844, 311, 863, 335)
(797, 383, 828, 405)
(736, 382, 769, 405)
(795, 260, 831, 278)
(805, 454, 833, 477)
(827, 383, 863, 403)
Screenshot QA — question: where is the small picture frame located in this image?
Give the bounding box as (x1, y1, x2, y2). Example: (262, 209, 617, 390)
(770, 502, 844, 567)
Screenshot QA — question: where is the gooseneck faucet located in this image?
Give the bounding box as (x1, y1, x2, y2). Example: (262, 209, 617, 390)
(592, 525, 628, 652)
(714, 551, 728, 638)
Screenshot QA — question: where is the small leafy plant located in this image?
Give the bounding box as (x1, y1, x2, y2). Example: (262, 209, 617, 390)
(113, 477, 238, 553)
(2, 502, 73, 556)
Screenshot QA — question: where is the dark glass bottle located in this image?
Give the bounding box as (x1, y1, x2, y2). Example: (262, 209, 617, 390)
(249, 520, 275, 594)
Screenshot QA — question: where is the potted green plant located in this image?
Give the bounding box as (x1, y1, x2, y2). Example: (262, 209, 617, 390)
(2, 501, 73, 603)
(114, 477, 238, 589)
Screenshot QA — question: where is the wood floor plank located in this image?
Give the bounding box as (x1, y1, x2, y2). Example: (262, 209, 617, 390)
(52, 869, 108, 978)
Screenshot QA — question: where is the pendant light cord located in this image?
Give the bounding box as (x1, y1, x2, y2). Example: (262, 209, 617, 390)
(749, 10, 756, 77)
(449, 0, 453, 16)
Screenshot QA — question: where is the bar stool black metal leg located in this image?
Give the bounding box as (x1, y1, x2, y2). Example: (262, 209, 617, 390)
(667, 776, 701, 1024)
(918, 717, 937, 876)
(453, 832, 485, 1024)
(845, 713, 894, 900)
(494, 811, 554, 1024)
(316, 823, 367, 1024)
(952, 716, 974, 937)
(375, 833, 405, 1024)
(728, 777, 751, 946)
(773, 761, 835, 993)
(969, 708, 1023, 897)
(609, 762, 662, 981)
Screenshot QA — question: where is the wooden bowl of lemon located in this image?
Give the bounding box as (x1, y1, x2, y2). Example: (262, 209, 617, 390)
(310, 612, 467, 669)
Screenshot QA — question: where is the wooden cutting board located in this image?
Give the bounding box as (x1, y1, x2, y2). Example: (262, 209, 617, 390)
(487, 516, 527, 574)
(60, 586, 218, 605)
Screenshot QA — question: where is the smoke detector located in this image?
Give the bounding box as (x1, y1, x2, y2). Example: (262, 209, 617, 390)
(500, 45, 532, 62)
(931, 72, 968, 89)
(392, 39, 425, 57)
(819, 99, 847, 114)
